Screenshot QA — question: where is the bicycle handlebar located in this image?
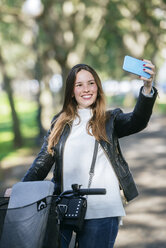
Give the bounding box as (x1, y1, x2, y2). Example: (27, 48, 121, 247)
(59, 187, 106, 197)
(77, 188, 106, 196)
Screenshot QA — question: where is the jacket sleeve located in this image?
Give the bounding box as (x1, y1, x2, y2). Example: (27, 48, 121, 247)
(22, 129, 55, 182)
(114, 86, 158, 138)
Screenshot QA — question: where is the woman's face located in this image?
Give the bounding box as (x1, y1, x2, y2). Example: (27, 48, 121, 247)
(73, 69, 98, 109)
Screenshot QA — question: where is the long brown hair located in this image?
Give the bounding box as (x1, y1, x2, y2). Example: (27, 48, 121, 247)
(48, 64, 108, 154)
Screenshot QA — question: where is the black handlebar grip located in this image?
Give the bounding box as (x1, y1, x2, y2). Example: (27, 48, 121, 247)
(78, 188, 106, 196)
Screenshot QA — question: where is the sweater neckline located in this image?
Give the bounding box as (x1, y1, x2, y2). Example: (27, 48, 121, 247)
(77, 108, 92, 117)
(73, 108, 92, 123)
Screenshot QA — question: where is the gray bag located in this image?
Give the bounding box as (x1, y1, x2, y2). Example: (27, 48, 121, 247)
(0, 181, 54, 248)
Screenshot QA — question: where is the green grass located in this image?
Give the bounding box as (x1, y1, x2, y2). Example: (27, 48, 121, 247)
(0, 92, 39, 162)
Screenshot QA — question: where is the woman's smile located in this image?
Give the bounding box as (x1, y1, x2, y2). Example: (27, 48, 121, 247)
(82, 94, 93, 99)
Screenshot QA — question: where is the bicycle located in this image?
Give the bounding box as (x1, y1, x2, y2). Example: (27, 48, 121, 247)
(0, 182, 106, 248)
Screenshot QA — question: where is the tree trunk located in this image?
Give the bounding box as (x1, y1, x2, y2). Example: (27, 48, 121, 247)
(4, 74, 23, 147)
(33, 51, 46, 144)
(35, 83, 46, 145)
(31, 23, 46, 145)
(60, 64, 69, 105)
(0, 50, 23, 148)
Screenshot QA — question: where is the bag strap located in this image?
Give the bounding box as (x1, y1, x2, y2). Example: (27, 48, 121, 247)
(87, 140, 99, 189)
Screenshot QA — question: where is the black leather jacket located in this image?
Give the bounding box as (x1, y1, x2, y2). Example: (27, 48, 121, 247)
(23, 87, 157, 202)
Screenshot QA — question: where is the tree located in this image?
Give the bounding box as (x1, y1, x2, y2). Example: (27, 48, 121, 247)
(0, 50, 23, 147)
(0, 1, 46, 145)
(34, 0, 166, 85)
(0, 2, 24, 147)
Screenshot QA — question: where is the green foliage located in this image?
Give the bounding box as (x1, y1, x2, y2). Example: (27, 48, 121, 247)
(0, 92, 38, 161)
(1, 0, 166, 80)
(0, 0, 22, 7)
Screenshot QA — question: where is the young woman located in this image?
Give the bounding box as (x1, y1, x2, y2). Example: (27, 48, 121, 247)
(8, 61, 157, 247)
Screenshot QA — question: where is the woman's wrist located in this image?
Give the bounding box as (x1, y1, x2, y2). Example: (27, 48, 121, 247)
(142, 86, 154, 97)
(143, 86, 152, 95)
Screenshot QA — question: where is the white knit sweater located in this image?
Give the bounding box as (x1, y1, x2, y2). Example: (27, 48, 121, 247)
(63, 108, 125, 219)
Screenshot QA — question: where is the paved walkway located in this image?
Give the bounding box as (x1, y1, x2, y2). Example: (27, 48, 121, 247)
(116, 113, 166, 248)
(0, 113, 166, 247)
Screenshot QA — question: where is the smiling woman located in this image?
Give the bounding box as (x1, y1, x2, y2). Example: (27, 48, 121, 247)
(19, 62, 157, 248)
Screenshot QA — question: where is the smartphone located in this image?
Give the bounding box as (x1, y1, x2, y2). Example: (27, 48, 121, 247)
(123, 55, 151, 79)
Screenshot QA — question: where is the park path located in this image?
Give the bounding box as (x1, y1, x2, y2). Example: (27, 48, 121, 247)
(0, 113, 166, 248)
(115, 113, 166, 248)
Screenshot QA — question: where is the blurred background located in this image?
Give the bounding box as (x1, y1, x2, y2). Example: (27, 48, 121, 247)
(0, 0, 166, 247)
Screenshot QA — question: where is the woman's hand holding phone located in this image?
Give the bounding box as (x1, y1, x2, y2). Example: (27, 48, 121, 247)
(141, 59, 155, 95)
(123, 56, 156, 95)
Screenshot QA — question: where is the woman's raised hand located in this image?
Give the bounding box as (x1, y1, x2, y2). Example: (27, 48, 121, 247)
(140, 59, 156, 94)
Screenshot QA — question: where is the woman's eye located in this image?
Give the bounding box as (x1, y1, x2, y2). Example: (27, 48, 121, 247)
(75, 83, 82, 87)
